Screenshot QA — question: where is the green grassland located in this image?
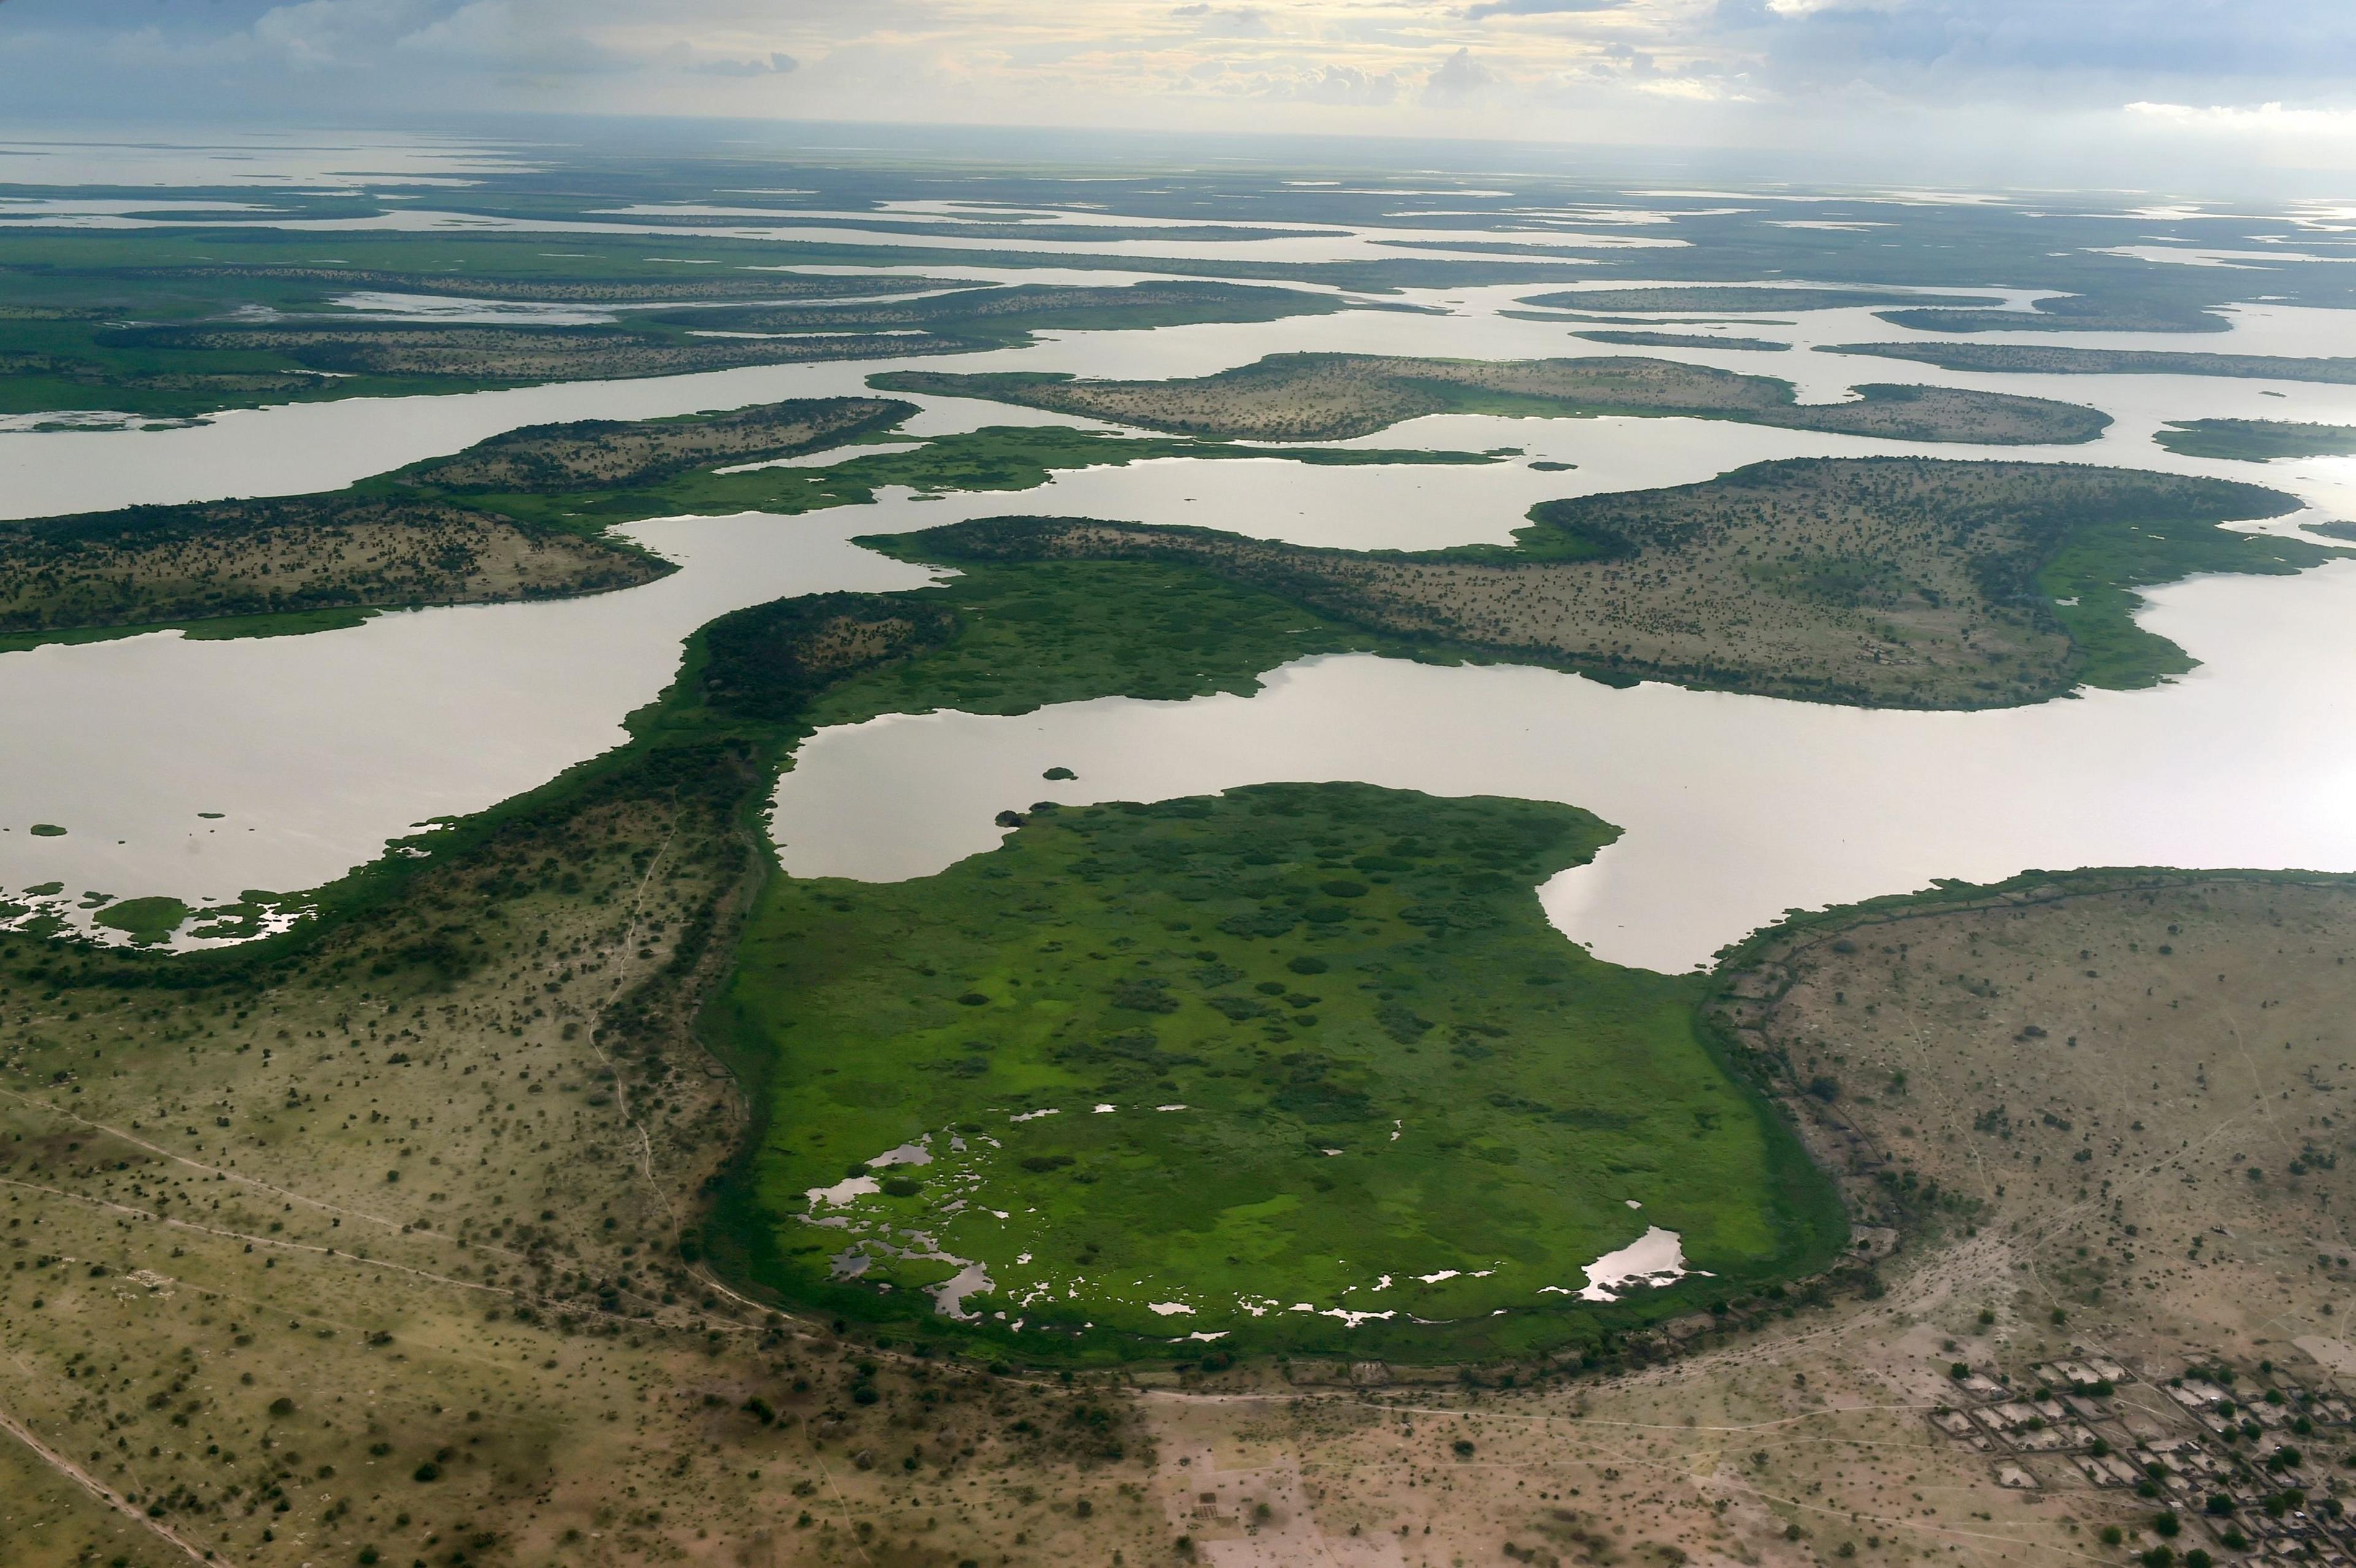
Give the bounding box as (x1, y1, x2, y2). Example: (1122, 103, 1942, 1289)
(804, 557, 1405, 724)
(706, 783, 1843, 1361)
(2155, 418, 2356, 462)
(2033, 510, 2343, 689)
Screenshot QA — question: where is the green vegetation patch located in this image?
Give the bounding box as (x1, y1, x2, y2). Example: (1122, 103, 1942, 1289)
(807, 556, 1404, 726)
(2155, 420, 2356, 463)
(93, 896, 193, 946)
(2035, 512, 2342, 690)
(707, 783, 1842, 1360)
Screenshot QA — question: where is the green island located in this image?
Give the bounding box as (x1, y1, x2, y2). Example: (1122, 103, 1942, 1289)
(707, 782, 1839, 1360)
(0, 493, 669, 649)
(1570, 330, 1790, 352)
(2154, 418, 2356, 462)
(1870, 297, 2230, 334)
(1826, 340, 2356, 384)
(1517, 287, 1995, 315)
(861, 457, 2326, 709)
(871, 352, 2112, 445)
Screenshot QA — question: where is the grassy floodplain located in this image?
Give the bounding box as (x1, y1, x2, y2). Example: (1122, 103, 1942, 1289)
(707, 784, 1843, 1361)
(873, 352, 2112, 444)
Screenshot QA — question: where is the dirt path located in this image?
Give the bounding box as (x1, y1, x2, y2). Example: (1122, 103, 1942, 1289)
(0, 1401, 212, 1567)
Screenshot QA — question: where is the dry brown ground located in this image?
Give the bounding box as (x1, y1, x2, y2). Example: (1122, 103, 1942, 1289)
(7, 772, 2349, 1568)
(0, 496, 664, 637)
(0, 744, 1158, 1568)
(878, 355, 2109, 445)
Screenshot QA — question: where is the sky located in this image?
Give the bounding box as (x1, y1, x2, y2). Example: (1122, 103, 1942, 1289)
(4, 0, 2355, 183)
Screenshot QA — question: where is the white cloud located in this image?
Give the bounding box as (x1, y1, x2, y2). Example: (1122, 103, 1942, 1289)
(1424, 46, 1495, 104)
(2125, 100, 2356, 137)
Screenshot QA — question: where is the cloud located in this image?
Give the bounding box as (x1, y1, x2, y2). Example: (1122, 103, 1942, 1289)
(1728, 0, 2356, 90)
(1252, 61, 1404, 106)
(2127, 99, 2356, 138)
(1464, 0, 1626, 17)
(1423, 45, 1493, 103)
(1171, 3, 1272, 37)
(685, 51, 797, 76)
(250, 0, 445, 69)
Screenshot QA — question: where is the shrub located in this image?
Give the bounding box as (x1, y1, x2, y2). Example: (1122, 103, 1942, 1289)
(412, 1462, 441, 1482)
